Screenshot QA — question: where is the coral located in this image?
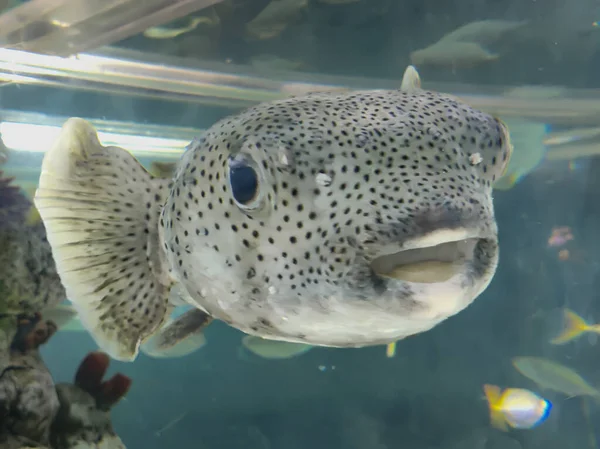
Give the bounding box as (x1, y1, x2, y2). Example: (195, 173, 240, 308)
(11, 313, 57, 353)
(0, 315, 60, 447)
(73, 352, 132, 410)
(0, 143, 127, 449)
(0, 171, 31, 231)
(0, 173, 66, 315)
(0, 314, 130, 449)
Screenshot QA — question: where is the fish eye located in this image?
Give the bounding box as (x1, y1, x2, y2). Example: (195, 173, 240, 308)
(494, 117, 514, 177)
(228, 156, 261, 209)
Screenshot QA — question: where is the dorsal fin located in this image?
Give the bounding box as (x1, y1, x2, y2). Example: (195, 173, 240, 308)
(400, 65, 422, 92)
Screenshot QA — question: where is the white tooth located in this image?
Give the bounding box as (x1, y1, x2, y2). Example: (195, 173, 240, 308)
(380, 261, 458, 283)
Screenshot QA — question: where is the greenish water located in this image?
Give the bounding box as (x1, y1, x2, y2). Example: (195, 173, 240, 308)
(3, 1, 600, 448)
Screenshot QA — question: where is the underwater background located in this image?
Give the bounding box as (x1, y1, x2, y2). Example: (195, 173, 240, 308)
(1, 0, 600, 448)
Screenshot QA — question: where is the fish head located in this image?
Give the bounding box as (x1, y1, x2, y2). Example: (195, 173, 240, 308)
(163, 89, 512, 346)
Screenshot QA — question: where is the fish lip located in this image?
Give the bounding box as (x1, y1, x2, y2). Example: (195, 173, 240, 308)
(369, 228, 494, 284)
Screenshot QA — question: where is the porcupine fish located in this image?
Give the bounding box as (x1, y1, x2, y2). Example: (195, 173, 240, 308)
(34, 65, 513, 361)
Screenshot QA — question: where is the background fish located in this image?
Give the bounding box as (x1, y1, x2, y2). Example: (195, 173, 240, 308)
(245, 0, 308, 40)
(512, 356, 600, 400)
(437, 20, 528, 46)
(410, 41, 499, 69)
(143, 11, 220, 39)
(550, 309, 600, 344)
(483, 384, 552, 431)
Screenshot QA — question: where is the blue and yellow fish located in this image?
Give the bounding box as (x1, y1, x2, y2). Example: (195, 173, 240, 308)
(483, 384, 552, 431)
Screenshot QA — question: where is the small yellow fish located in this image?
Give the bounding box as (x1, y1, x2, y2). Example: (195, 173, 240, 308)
(483, 384, 552, 431)
(551, 309, 600, 344)
(143, 15, 217, 39)
(386, 341, 397, 358)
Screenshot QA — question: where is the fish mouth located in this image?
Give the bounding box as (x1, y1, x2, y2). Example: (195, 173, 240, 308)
(370, 229, 490, 284)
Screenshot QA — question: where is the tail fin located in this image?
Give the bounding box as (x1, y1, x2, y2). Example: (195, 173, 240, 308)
(550, 309, 589, 345)
(34, 118, 174, 361)
(400, 65, 421, 91)
(483, 384, 508, 431)
(494, 119, 547, 190)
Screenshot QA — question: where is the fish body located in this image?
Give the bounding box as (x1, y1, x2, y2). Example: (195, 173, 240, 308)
(141, 309, 210, 358)
(438, 20, 528, 46)
(550, 309, 600, 344)
(34, 70, 513, 361)
(410, 41, 499, 69)
(241, 335, 313, 359)
(410, 19, 526, 70)
(512, 356, 600, 399)
(547, 226, 573, 249)
(246, 0, 308, 40)
(483, 384, 551, 431)
(143, 15, 217, 39)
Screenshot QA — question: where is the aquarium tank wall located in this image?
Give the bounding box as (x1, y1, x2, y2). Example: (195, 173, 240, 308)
(0, 0, 599, 448)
